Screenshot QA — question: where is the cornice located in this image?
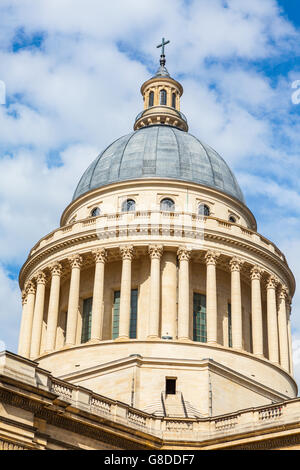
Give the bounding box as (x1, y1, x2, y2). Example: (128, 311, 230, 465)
(18, 223, 295, 295)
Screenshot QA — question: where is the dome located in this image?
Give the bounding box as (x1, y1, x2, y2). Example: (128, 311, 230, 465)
(73, 125, 245, 203)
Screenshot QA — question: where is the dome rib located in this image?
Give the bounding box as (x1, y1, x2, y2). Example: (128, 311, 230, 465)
(72, 126, 245, 204)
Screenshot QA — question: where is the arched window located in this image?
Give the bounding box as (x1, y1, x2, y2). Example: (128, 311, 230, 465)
(229, 215, 236, 223)
(198, 204, 210, 217)
(149, 91, 154, 108)
(122, 199, 136, 212)
(160, 198, 175, 212)
(172, 93, 176, 109)
(91, 207, 101, 217)
(160, 89, 167, 106)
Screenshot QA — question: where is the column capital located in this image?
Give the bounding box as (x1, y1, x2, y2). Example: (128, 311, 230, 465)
(205, 250, 220, 266)
(250, 265, 263, 281)
(92, 248, 107, 264)
(177, 246, 192, 262)
(149, 245, 164, 259)
(21, 290, 27, 305)
(266, 275, 279, 289)
(25, 280, 36, 295)
(49, 262, 63, 277)
(35, 271, 47, 285)
(278, 284, 289, 300)
(68, 254, 83, 269)
(120, 245, 134, 260)
(229, 257, 244, 272)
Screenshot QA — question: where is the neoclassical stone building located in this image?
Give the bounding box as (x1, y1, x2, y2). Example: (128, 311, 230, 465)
(0, 45, 299, 450)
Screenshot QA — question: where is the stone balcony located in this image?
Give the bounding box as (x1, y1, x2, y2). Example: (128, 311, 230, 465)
(1, 351, 299, 450)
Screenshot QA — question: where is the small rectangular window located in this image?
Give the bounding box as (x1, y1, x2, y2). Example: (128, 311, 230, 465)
(166, 378, 176, 395)
(81, 297, 93, 343)
(112, 291, 120, 340)
(193, 293, 207, 343)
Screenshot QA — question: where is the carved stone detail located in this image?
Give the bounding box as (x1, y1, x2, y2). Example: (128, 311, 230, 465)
(120, 245, 134, 260)
(68, 254, 83, 269)
(148, 245, 163, 259)
(205, 250, 220, 266)
(278, 284, 289, 301)
(25, 280, 36, 295)
(49, 262, 63, 277)
(229, 257, 244, 272)
(250, 265, 263, 281)
(92, 248, 107, 264)
(266, 275, 279, 290)
(35, 271, 47, 285)
(177, 246, 192, 262)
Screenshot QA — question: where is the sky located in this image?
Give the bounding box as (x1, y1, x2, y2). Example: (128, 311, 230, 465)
(0, 0, 300, 389)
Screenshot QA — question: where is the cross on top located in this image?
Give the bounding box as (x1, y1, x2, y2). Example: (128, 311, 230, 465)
(157, 38, 170, 57)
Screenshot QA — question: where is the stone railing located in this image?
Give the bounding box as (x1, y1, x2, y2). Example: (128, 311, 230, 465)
(28, 211, 286, 263)
(1, 351, 300, 446)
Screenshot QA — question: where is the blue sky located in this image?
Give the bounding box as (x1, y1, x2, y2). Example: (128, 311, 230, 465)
(0, 0, 300, 386)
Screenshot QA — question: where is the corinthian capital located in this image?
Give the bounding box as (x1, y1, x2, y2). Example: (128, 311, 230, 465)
(21, 290, 27, 305)
(278, 284, 289, 301)
(25, 280, 36, 295)
(68, 254, 83, 269)
(92, 248, 107, 264)
(205, 250, 220, 266)
(35, 271, 47, 285)
(266, 275, 279, 290)
(177, 246, 192, 262)
(120, 245, 134, 260)
(250, 265, 263, 281)
(229, 257, 244, 272)
(149, 245, 163, 259)
(49, 262, 63, 277)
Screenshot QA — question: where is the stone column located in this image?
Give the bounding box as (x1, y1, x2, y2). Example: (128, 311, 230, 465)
(90, 248, 107, 342)
(278, 285, 290, 371)
(250, 266, 264, 357)
(161, 251, 177, 339)
(230, 257, 244, 350)
(148, 245, 163, 339)
(287, 298, 294, 376)
(45, 263, 63, 352)
(18, 290, 28, 356)
(205, 251, 219, 345)
(177, 246, 192, 341)
(266, 275, 279, 364)
(65, 254, 83, 346)
(118, 246, 134, 340)
(21, 280, 36, 358)
(30, 271, 47, 358)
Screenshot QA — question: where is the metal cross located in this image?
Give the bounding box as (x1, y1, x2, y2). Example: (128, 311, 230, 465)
(157, 38, 170, 56)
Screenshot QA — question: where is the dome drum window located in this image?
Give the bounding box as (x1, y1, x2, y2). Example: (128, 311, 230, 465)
(160, 89, 167, 106)
(122, 199, 136, 212)
(172, 93, 176, 109)
(148, 91, 154, 108)
(198, 204, 210, 217)
(160, 198, 175, 212)
(229, 215, 237, 224)
(91, 207, 101, 217)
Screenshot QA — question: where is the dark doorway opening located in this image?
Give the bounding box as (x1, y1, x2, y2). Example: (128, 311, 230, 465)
(166, 378, 177, 395)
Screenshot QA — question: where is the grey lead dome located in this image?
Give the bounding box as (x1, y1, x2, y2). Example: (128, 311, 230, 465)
(73, 126, 245, 203)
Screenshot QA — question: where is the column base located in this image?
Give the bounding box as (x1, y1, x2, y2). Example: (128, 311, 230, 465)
(115, 336, 130, 342)
(87, 338, 101, 345)
(178, 337, 192, 343)
(147, 335, 160, 340)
